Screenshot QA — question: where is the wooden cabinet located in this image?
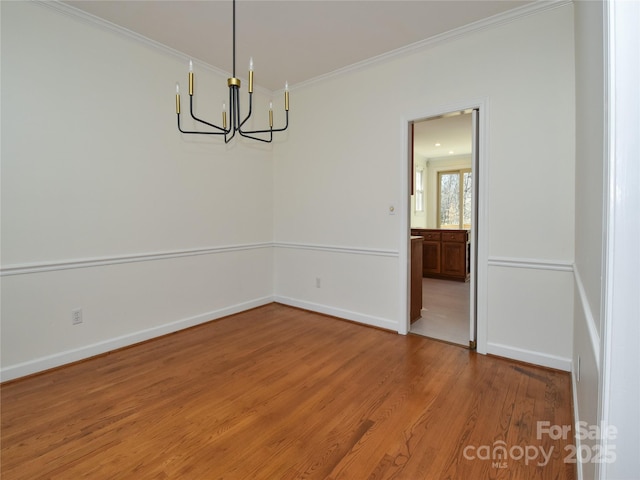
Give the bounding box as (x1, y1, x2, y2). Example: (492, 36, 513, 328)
(422, 232, 442, 277)
(411, 229, 470, 282)
(441, 231, 468, 278)
(410, 236, 423, 323)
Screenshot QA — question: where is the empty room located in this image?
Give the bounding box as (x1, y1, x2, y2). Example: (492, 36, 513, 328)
(1, 1, 637, 479)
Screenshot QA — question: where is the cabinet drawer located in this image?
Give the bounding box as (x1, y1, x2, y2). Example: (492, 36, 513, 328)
(441, 231, 466, 243)
(422, 231, 441, 241)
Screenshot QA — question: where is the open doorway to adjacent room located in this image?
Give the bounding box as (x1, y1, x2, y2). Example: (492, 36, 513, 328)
(408, 109, 479, 348)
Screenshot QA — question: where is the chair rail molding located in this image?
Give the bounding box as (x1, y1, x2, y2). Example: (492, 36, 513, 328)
(0, 243, 273, 277)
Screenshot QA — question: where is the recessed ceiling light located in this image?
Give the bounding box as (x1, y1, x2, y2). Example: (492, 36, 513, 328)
(435, 143, 441, 147)
(449, 150, 454, 154)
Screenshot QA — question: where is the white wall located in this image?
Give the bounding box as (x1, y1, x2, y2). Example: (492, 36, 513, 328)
(1, 1, 577, 379)
(274, 3, 576, 369)
(0, 2, 275, 380)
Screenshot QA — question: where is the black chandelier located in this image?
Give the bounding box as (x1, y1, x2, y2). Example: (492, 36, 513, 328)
(175, 0, 289, 143)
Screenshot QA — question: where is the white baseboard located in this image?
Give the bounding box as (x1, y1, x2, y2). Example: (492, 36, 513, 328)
(3, 298, 571, 381)
(273, 295, 399, 332)
(487, 341, 572, 371)
(0, 296, 274, 382)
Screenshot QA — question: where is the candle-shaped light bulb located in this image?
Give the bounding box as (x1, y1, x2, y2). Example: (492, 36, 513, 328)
(284, 81, 290, 111)
(175, 83, 181, 114)
(222, 103, 227, 130)
(188, 61, 194, 96)
(248, 57, 254, 94)
(269, 101, 273, 128)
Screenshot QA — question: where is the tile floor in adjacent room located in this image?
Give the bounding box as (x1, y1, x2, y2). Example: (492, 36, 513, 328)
(410, 277, 470, 346)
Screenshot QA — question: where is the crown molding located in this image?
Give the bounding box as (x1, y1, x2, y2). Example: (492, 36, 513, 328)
(32, 0, 570, 94)
(32, 0, 272, 97)
(294, 0, 573, 92)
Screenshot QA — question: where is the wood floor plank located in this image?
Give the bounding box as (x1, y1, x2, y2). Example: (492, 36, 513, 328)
(1, 303, 575, 479)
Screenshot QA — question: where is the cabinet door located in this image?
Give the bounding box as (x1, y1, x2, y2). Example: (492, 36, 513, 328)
(422, 241, 440, 275)
(441, 241, 466, 277)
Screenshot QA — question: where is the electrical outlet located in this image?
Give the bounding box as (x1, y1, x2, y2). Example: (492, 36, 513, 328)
(72, 308, 83, 325)
(315, 277, 321, 288)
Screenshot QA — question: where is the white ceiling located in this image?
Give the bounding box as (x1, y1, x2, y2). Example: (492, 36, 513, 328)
(414, 112, 473, 159)
(63, 0, 532, 92)
(61, 0, 530, 155)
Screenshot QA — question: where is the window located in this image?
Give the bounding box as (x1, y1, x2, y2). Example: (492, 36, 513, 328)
(438, 169, 472, 229)
(415, 168, 424, 213)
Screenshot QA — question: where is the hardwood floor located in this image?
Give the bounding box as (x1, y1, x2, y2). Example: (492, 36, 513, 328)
(1, 304, 575, 479)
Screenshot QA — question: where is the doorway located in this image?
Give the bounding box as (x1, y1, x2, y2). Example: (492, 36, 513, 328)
(408, 109, 479, 348)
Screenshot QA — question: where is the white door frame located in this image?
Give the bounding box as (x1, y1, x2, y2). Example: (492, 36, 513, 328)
(398, 98, 488, 355)
(598, 1, 640, 478)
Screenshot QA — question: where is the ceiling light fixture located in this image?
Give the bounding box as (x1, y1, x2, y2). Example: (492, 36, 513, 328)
(174, 0, 289, 143)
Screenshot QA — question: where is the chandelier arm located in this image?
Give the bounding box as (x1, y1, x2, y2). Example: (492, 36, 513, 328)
(177, 114, 227, 135)
(237, 92, 253, 130)
(224, 87, 239, 143)
(189, 96, 228, 133)
(224, 130, 236, 143)
(239, 130, 273, 143)
(224, 122, 237, 143)
(270, 111, 289, 133)
(241, 111, 289, 135)
(234, 89, 274, 142)
(224, 114, 237, 142)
